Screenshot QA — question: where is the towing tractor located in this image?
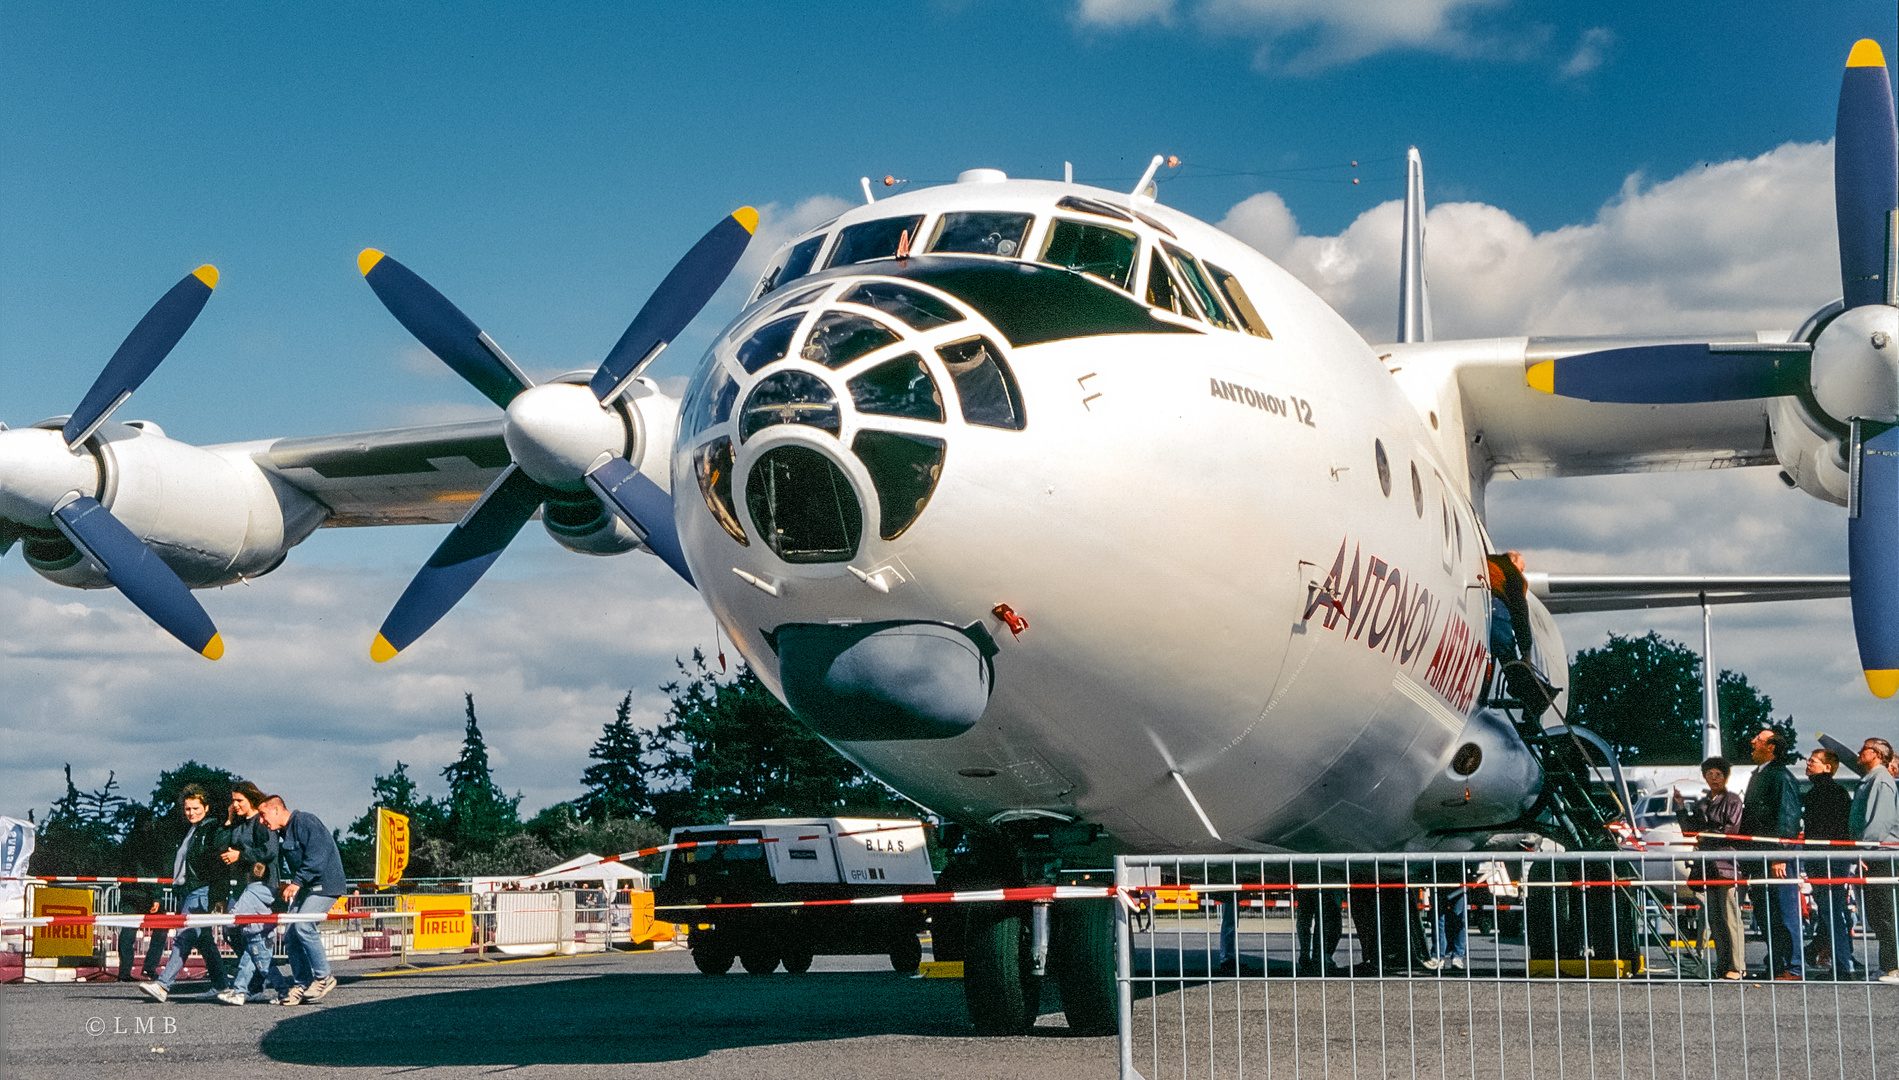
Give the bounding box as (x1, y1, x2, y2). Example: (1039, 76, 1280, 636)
(656, 817, 937, 975)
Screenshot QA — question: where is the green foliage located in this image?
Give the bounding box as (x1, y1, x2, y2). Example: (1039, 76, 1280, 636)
(525, 803, 665, 868)
(29, 766, 134, 876)
(1567, 632, 1794, 765)
(148, 761, 242, 812)
(340, 762, 447, 878)
(576, 692, 651, 822)
(440, 693, 521, 851)
(647, 649, 909, 827)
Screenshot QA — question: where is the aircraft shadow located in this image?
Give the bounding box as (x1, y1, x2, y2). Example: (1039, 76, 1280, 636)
(259, 971, 1087, 1066)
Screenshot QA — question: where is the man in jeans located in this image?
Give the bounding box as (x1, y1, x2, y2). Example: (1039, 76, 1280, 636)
(1740, 729, 1805, 980)
(258, 794, 343, 1005)
(139, 785, 227, 1003)
(1849, 738, 1899, 983)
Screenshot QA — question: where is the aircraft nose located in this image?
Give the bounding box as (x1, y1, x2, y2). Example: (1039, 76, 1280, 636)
(776, 620, 996, 740)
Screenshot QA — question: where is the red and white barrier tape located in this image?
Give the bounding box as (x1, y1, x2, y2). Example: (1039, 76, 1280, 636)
(1680, 832, 1899, 849)
(1, 876, 176, 884)
(1, 910, 416, 930)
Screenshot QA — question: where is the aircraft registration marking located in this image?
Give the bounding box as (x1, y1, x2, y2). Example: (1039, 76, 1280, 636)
(1208, 377, 1315, 427)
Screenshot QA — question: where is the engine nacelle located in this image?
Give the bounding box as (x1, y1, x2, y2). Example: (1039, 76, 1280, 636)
(1411, 707, 1544, 834)
(537, 377, 680, 558)
(26, 421, 326, 590)
(1770, 396, 1851, 506)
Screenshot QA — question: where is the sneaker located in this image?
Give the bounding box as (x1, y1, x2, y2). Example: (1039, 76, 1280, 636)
(304, 975, 337, 1002)
(1450, 956, 1466, 970)
(1879, 971, 1899, 984)
(215, 989, 245, 1007)
(139, 982, 168, 1003)
(278, 984, 307, 1006)
(1422, 957, 1445, 970)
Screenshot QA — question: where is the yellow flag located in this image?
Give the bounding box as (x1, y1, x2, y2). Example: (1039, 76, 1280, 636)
(375, 808, 410, 887)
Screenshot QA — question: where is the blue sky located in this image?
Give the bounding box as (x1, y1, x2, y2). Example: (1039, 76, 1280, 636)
(2, 2, 1895, 829)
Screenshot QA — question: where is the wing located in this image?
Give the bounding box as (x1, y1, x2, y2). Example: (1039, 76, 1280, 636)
(257, 419, 510, 526)
(1526, 572, 1850, 614)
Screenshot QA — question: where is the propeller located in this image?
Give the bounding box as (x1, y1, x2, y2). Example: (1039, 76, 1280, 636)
(362, 208, 757, 661)
(0, 265, 225, 658)
(1526, 40, 1899, 697)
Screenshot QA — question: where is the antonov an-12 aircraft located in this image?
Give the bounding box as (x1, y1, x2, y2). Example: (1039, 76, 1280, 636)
(2, 39, 1893, 1033)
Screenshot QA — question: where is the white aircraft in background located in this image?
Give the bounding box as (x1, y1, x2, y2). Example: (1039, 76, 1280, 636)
(2, 38, 1892, 1034)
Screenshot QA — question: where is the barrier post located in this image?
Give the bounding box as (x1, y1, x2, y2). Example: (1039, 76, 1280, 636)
(1114, 854, 1144, 1080)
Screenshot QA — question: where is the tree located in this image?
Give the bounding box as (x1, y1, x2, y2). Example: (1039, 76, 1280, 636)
(440, 693, 521, 851)
(576, 692, 651, 822)
(341, 761, 445, 877)
(1566, 632, 1797, 766)
(29, 765, 131, 875)
(149, 761, 242, 812)
(1716, 670, 1798, 761)
(647, 649, 909, 827)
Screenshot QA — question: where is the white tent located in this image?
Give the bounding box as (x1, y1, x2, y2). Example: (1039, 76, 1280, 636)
(471, 853, 650, 893)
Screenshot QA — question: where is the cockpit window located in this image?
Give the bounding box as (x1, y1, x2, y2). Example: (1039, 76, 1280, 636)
(852, 430, 945, 540)
(693, 436, 747, 545)
(758, 235, 826, 298)
(1054, 196, 1132, 223)
(800, 311, 900, 369)
(839, 281, 963, 331)
(1040, 219, 1138, 291)
(1205, 262, 1272, 339)
(1133, 210, 1177, 238)
(760, 282, 830, 319)
(848, 353, 944, 422)
(681, 363, 740, 440)
(1144, 252, 1197, 320)
(740, 370, 841, 442)
(1163, 243, 1235, 331)
(828, 215, 925, 268)
(747, 446, 863, 564)
(938, 336, 1025, 430)
(928, 212, 1033, 258)
(736, 315, 803, 374)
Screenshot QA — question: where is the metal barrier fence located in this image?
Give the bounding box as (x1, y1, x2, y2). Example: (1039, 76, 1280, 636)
(1115, 851, 1897, 1080)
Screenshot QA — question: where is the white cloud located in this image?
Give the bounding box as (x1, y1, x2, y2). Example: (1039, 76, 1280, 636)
(1076, 0, 1178, 27)
(1076, 0, 1513, 71)
(1560, 26, 1614, 78)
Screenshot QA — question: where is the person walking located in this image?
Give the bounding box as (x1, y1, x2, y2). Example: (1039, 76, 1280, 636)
(259, 794, 344, 1004)
(1849, 738, 1899, 983)
(115, 806, 174, 984)
(1678, 758, 1745, 980)
(1803, 748, 1856, 978)
(138, 785, 228, 1002)
(1739, 729, 1803, 980)
(215, 782, 291, 1004)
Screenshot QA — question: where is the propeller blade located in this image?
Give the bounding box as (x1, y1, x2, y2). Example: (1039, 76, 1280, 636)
(1836, 40, 1898, 310)
(583, 456, 693, 585)
(62, 266, 219, 448)
(588, 208, 759, 403)
(1850, 422, 1899, 697)
(1526, 343, 1811, 403)
(50, 495, 222, 658)
(370, 464, 550, 661)
(358, 250, 532, 409)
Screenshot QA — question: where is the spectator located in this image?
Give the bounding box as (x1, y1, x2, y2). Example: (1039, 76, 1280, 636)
(1678, 757, 1744, 980)
(1294, 865, 1345, 977)
(139, 785, 228, 1003)
(1849, 738, 1899, 983)
(1803, 748, 1856, 979)
(115, 806, 173, 984)
(215, 784, 291, 1005)
(1739, 728, 1803, 980)
(259, 794, 343, 1005)
(1422, 858, 1468, 973)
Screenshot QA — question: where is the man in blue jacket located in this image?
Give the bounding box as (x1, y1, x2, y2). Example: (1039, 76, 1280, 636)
(1740, 729, 1804, 980)
(1849, 738, 1899, 983)
(259, 794, 344, 1005)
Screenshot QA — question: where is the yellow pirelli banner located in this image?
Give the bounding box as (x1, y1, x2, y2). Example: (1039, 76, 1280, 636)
(375, 808, 410, 887)
(401, 894, 473, 951)
(32, 886, 95, 958)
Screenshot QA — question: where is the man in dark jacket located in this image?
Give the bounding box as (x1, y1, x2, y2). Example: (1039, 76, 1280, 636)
(116, 806, 174, 983)
(1740, 729, 1804, 979)
(259, 794, 344, 1004)
(139, 785, 229, 1002)
(1804, 748, 1856, 978)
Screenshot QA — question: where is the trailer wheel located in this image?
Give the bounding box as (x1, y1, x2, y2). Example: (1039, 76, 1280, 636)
(739, 944, 781, 974)
(889, 930, 923, 975)
(781, 948, 815, 974)
(963, 904, 1041, 1035)
(1052, 898, 1118, 1035)
(691, 936, 736, 976)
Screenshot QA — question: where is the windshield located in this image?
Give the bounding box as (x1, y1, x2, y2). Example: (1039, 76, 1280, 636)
(1040, 219, 1138, 291)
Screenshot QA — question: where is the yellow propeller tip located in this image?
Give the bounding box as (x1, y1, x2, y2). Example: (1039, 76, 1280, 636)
(371, 634, 400, 663)
(1867, 669, 1899, 698)
(200, 633, 225, 660)
(358, 249, 386, 276)
(192, 265, 219, 289)
(1526, 360, 1555, 394)
(1847, 39, 1887, 68)
(733, 207, 760, 235)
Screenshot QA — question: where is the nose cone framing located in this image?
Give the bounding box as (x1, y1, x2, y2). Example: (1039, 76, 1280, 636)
(776, 620, 996, 741)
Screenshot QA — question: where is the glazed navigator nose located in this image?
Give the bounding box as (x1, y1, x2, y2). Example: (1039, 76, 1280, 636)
(775, 621, 996, 740)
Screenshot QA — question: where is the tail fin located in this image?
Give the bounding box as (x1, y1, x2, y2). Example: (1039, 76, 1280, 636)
(1397, 146, 1432, 343)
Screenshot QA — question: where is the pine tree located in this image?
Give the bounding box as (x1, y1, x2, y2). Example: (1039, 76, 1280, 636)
(441, 693, 520, 851)
(577, 692, 651, 821)
(341, 761, 446, 876)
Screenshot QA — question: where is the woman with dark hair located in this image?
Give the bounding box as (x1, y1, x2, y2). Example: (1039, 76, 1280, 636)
(213, 781, 290, 1004)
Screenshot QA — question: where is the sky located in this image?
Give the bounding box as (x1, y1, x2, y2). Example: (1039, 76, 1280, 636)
(2, 1, 1895, 832)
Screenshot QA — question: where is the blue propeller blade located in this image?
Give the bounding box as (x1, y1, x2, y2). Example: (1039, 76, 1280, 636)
(589, 208, 759, 403)
(1836, 40, 1898, 310)
(1528, 343, 1810, 403)
(62, 266, 219, 448)
(371, 465, 551, 661)
(51, 496, 222, 659)
(1850, 422, 1899, 697)
(358, 250, 530, 409)
(584, 456, 693, 586)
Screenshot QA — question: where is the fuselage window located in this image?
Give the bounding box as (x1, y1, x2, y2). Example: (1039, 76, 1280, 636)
(1163, 244, 1236, 331)
(1204, 262, 1273, 339)
(693, 436, 747, 545)
(839, 281, 964, 331)
(740, 370, 842, 442)
(849, 353, 945, 422)
(929, 212, 1034, 257)
(852, 430, 946, 540)
(736, 315, 803, 374)
(747, 445, 863, 564)
(1040, 219, 1138, 291)
(828, 215, 926, 268)
(1133, 210, 1176, 238)
(1412, 462, 1425, 518)
(759, 235, 826, 297)
(801, 311, 900, 369)
(1054, 195, 1133, 222)
(938, 336, 1026, 430)
(1374, 439, 1391, 496)
(1145, 251, 1197, 319)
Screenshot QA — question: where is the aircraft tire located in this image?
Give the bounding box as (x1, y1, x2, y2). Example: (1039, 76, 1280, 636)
(889, 930, 923, 974)
(929, 906, 966, 962)
(963, 904, 1040, 1035)
(1052, 898, 1118, 1035)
